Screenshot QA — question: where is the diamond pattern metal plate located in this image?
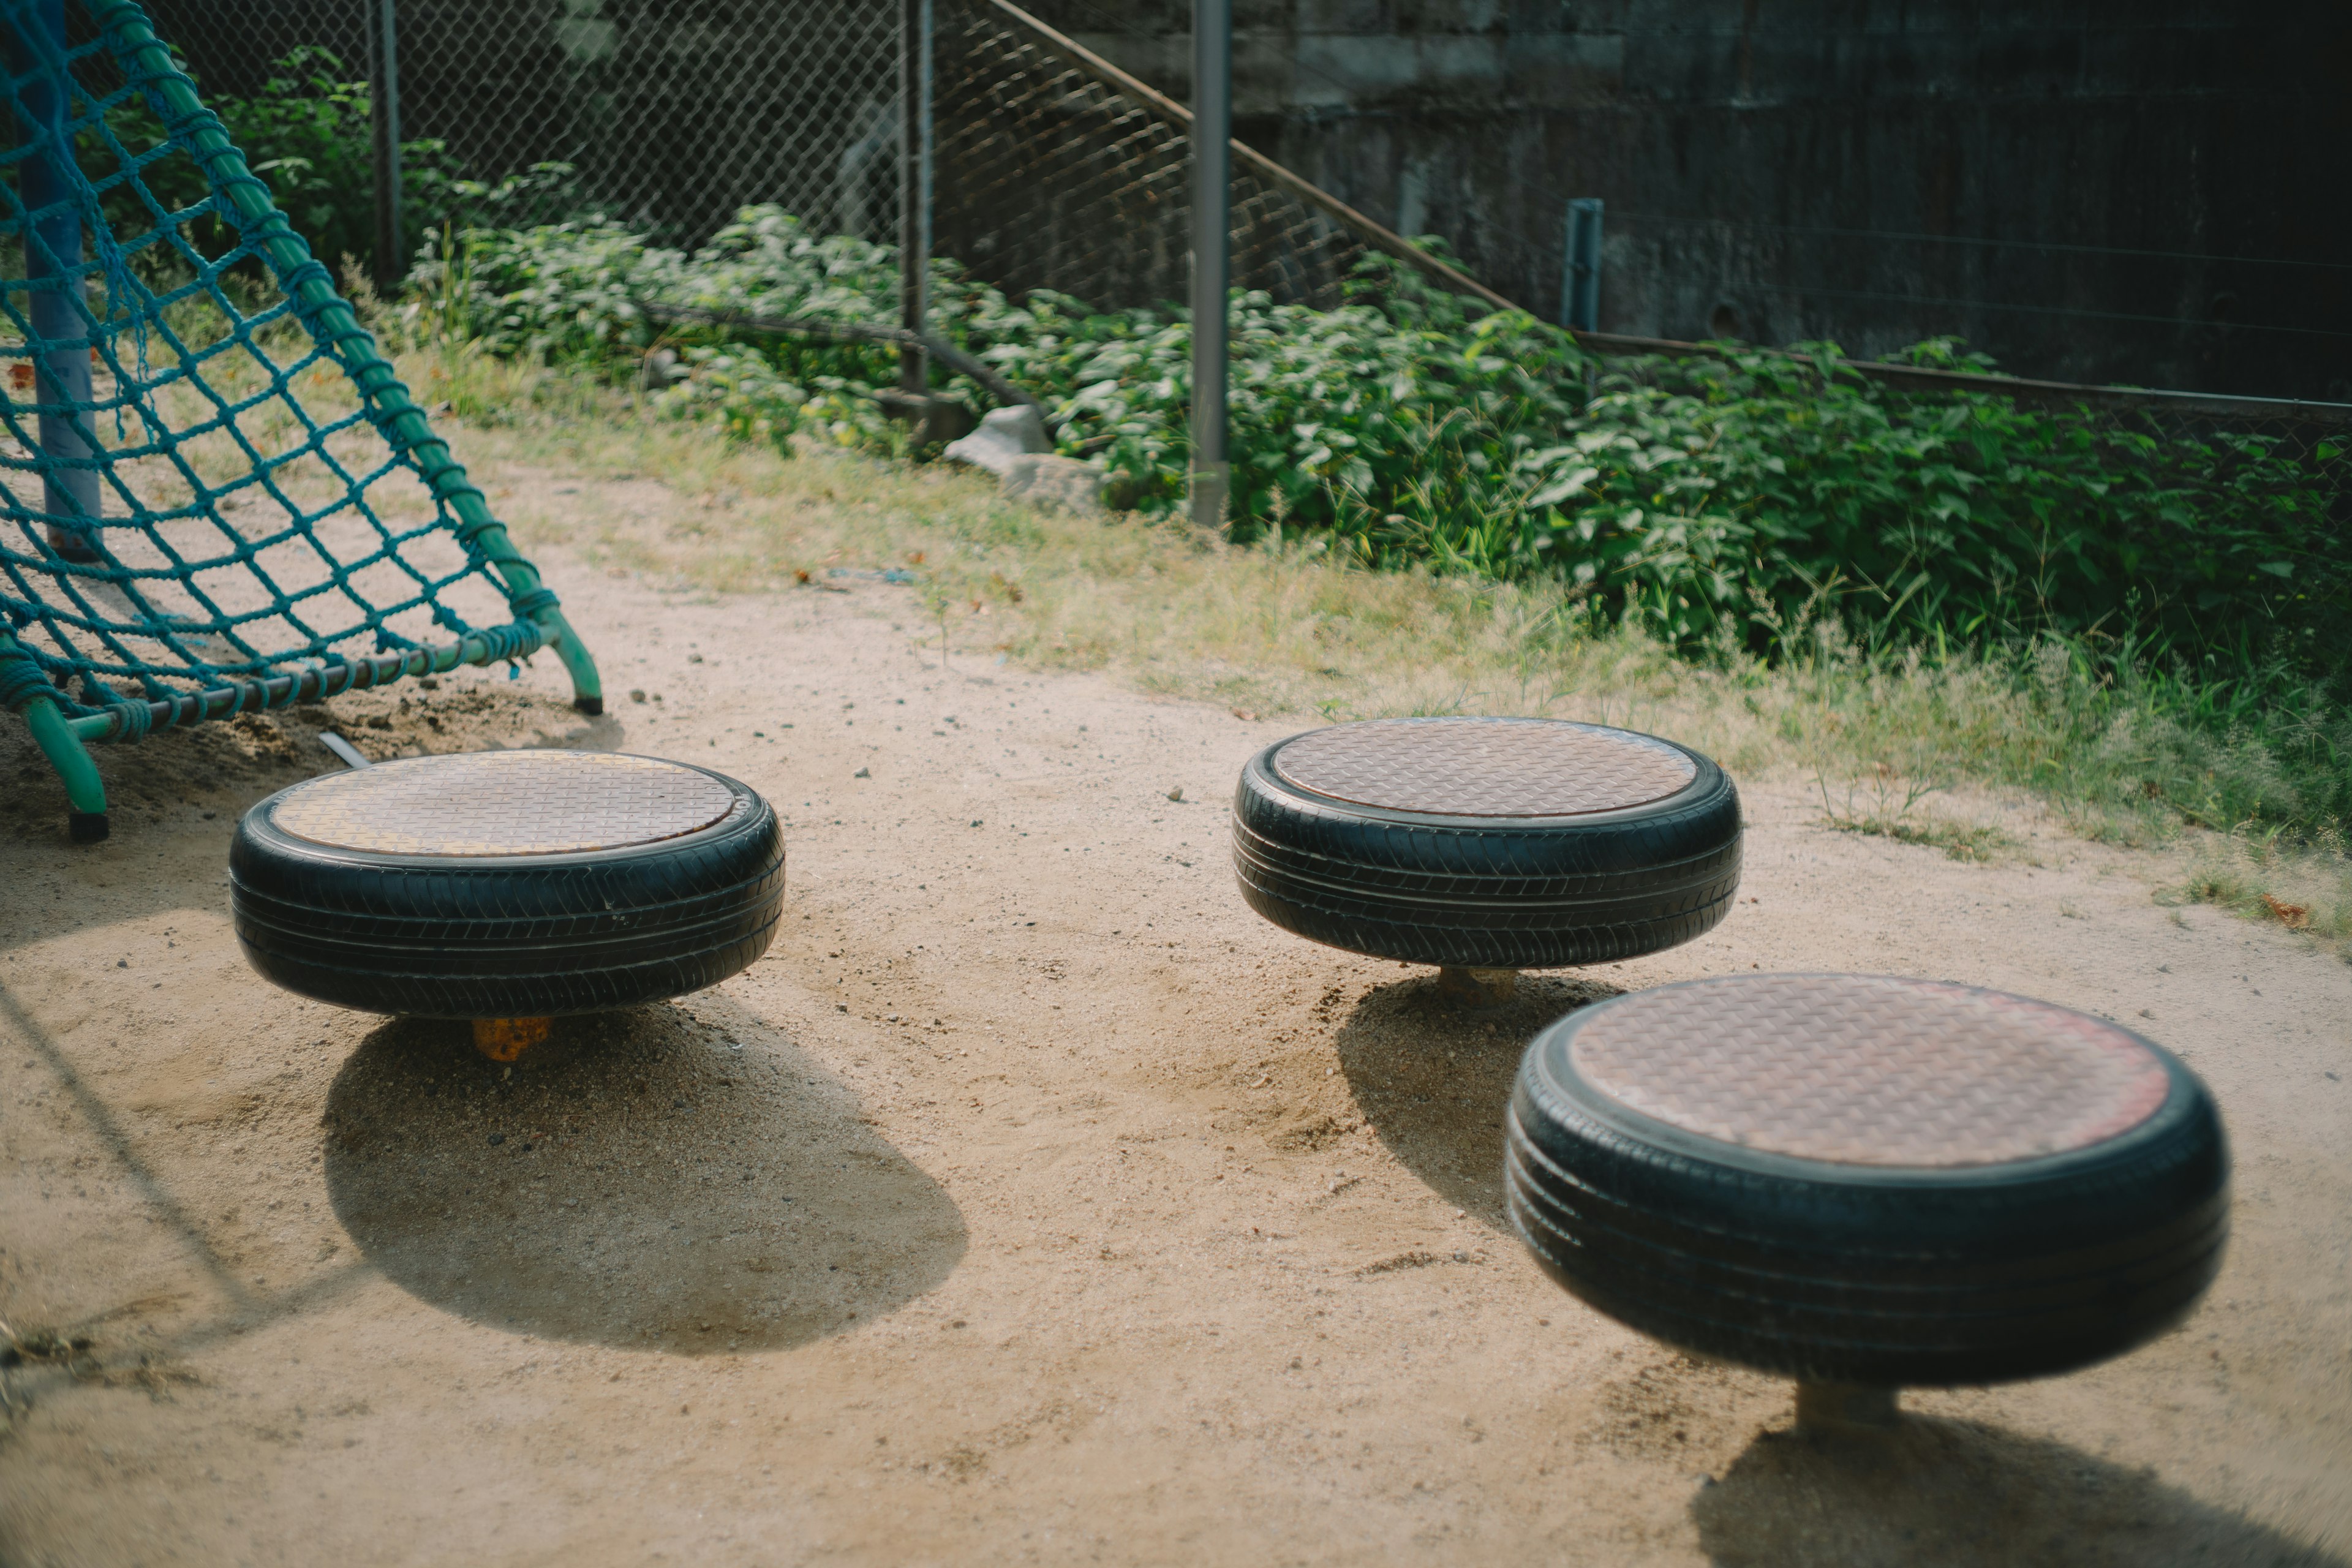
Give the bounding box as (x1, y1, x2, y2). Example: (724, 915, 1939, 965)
(1272, 718, 1697, 818)
(1567, 974, 2172, 1167)
(269, 751, 739, 857)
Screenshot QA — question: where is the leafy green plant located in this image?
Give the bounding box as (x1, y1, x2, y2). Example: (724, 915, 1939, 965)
(442, 208, 2346, 687)
(101, 47, 469, 276)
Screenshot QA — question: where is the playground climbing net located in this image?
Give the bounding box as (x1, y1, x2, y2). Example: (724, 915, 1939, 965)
(0, 0, 598, 841)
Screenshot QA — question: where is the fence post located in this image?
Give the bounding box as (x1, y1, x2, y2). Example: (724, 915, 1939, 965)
(371, 0, 404, 287)
(1562, 198, 1601, 331)
(899, 0, 930, 394)
(919, 0, 933, 320)
(1189, 0, 1231, 532)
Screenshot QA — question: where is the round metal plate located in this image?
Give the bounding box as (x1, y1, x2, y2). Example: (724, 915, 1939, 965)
(1272, 717, 1697, 818)
(269, 750, 739, 857)
(1566, 974, 2172, 1167)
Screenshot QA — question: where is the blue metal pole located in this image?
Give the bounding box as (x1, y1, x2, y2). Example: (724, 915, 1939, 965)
(20, 0, 102, 559)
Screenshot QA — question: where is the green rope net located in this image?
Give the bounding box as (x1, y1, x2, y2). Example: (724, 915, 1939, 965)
(1, 0, 600, 829)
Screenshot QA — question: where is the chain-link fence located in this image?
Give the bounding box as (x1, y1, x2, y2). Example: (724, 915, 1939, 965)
(148, 0, 902, 253)
(110, 0, 2352, 485)
(141, 0, 1475, 307)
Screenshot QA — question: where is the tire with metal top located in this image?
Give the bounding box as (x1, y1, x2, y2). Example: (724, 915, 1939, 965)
(1505, 974, 2230, 1389)
(1232, 717, 1740, 969)
(230, 750, 784, 1019)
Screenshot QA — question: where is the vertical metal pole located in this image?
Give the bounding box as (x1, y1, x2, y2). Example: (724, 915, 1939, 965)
(20, 0, 101, 560)
(898, 0, 929, 394)
(918, 0, 933, 303)
(1562, 198, 1602, 332)
(1189, 0, 1231, 532)
(371, 0, 405, 287)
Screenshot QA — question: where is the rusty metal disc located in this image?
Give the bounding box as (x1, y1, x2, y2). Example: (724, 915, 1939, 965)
(1566, 973, 2174, 1167)
(268, 750, 741, 858)
(1270, 717, 1697, 818)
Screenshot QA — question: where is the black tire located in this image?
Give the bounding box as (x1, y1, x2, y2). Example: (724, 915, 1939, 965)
(230, 752, 784, 1018)
(1232, 719, 1741, 969)
(1505, 976, 2230, 1387)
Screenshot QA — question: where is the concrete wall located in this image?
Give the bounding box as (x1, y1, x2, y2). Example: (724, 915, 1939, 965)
(1030, 0, 2350, 400)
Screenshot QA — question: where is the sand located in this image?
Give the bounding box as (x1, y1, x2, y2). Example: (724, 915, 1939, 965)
(2, 556, 2348, 1567)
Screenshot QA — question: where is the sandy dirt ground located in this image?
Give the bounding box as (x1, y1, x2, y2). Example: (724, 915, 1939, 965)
(2, 550, 2348, 1568)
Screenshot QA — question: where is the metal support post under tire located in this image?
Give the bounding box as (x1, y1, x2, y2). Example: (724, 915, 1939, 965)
(1793, 1382, 1901, 1435)
(1188, 0, 1231, 533)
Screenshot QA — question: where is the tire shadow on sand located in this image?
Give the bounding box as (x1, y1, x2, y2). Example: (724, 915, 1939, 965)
(1693, 1415, 2344, 1567)
(1330, 971, 1621, 1225)
(322, 999, 965, 1355)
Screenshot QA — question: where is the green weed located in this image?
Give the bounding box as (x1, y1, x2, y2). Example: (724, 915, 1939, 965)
(439, 209, 2349, 685)
(417, 352, 2348, 852)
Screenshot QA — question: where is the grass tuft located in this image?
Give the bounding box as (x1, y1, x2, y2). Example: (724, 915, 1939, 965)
(399, 347, 2348, 873)
(2168, 837, 2352, 946)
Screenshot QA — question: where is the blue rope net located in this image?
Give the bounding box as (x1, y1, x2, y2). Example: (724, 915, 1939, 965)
(0, 0, 587, 747)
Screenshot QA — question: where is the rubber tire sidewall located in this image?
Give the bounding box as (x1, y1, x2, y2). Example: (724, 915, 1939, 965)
(230, 760, 784, 1018)
(1232, 730, 1742, 968)
(1506, 986, 2230, 1386)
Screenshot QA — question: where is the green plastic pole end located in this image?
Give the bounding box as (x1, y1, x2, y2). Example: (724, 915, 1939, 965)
(536, 608, 603, 717)
(22, 695, 109, 840)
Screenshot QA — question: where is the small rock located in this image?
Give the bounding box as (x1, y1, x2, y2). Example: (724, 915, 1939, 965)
(1000, 453, 1104, 514)
(488, 1133, 505, 1146)
(854, 766, 871, 778)
(941, 405, 1049, 475)
(688, 653, 704, 663)
(1165, 787, 1183, 803)
(629, 689, 647, 703)
(970, 818, 983, 827)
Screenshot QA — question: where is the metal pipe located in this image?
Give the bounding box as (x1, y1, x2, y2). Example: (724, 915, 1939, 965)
(371, 0, 404, 286)
(1793, 1382, 1901, 1434)
(898, 0, 929, 395)
(18, 0, 102, 561)
(318, 731, 373, 770)
(919, 0, 934, 309)
(1189, 0, 1231, 533)
(1563, 198, 1602, 331)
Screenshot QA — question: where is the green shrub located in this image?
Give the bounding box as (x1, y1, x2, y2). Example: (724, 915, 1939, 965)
(104, 47, 573, 277)
(442, 206, 2348, 686)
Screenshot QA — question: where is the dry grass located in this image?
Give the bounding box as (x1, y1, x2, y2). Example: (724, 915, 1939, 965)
(374, 345, 2352, 957)
(2167, 835, 2352, 943)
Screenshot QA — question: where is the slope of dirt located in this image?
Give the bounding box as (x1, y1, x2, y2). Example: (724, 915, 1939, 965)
(2, 556, 2348, 1567)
